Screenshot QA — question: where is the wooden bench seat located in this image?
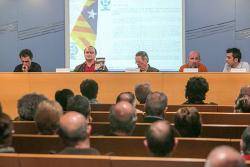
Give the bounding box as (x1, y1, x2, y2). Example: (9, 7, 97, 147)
(91, 112, 250, 125)
(12, 134, 232, 158)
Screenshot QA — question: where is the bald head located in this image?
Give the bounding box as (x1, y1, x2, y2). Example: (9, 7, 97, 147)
(188, 51, 201, 68)
(116, 92, 136, 107)
(145, 120, 175, 157)
(109, 101, 136, 135)
(58, 111, 90, 146)
(205, 146, 246, 167)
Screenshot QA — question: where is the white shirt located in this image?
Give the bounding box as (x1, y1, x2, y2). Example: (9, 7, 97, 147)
(223, 61, 250, 72)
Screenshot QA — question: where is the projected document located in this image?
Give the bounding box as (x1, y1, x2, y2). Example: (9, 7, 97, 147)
(69, 0, 183, 71)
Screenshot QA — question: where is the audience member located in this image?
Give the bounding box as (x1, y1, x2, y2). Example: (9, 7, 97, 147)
(0, 112, 15, 153)
(184, 76, 209, 104)
(235, 96, 250, 113)
(144, 92, 167, 123)
(116, 92, 136, 106)
(66, 95, 91, 121)
(16, 93, 48, 121)
(135, 51, 159, 72)
(55, 89, 74, 111)
(116, 91, 143, 113)
(174, 107, 202, 137)
(74, 46, 108, 72)
(223, 48, 249, 72)
(144, 120, 177, 157)
(205, 146, 246, 167)
(34, 100, 63, 135)
(134, 83, 152, 104)
(58, 111, 100, 155)
(109, 101, 137, 136)
(80, 79, 99, 104)
(235, 86, 250, 103)
(179, 51, 208, 72)
(241, 126, 250, 160)
(14, 49, 42, 72)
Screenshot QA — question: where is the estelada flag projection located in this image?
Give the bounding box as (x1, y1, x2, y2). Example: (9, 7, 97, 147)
(71, 0, 98, 51)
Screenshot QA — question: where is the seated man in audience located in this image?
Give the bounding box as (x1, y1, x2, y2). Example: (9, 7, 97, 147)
(134, 83, 152, 104)
(14, 49, 42, 72)
(109, 101, 137, 136)
(223, 48, 249, 72)
(241, 126, 250, 160)
(135, 51, 159, 72)
(174, 107, 202, 137)
(235, 96, 250, 113)
(184, 76, 209, 104)
(74, 46, 108, 72)
(205, 146, 246, 167)
(144, 92, 167, 123)
(66, 95, 91, 121)
(16, 93, 48, 121)
(58, 111, 100, 155)
(34, 100, 63, 135)
(0, 112, 15, 153)
(80, 79, 99, 104)
(55, 89, 74, 111)
(179, 51, 208, 72)
(144, 120, 177, 157)
(235, 85, 250, 103)
(116, 91, 143, 113)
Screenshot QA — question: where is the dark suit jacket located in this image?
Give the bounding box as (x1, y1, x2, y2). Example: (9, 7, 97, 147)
(143, 116, 164, 123)
(59, 147, 100, 155)
(146, 65, 159, 72)
(14, 62, 42, 72)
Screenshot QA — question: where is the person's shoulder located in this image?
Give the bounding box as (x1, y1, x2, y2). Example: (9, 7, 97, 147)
(147, 65, 159, 72)
(14, 64, 22, 72)
(179, 64, 188, 72)
(30, 62, 42, 72)
(199, 63, 208, 72)
(74, 63, 85, 72)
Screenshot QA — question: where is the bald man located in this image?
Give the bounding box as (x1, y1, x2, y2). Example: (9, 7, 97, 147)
(109, 101, 137, 136)
(179, 51, 208, 72)
(57, 111, 100, 155)
(144, 120, 177, 157)
(205, 146, 246, 167)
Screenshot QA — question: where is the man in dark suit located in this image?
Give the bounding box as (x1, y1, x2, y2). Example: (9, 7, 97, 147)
(135, 51, 159, 72)
(14, 49, 42, 72)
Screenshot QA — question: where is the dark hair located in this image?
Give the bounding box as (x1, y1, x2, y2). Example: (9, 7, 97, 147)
(235, 86, 250, 104)
(80, 79, 98, 100)
(135, 51, 149, 62)
(84, 46, 97, 55)
(0, 113, 13, 145)
(35, 100, 63, 135)
(109, 104, 136, 135)
(17, 93, 48, 121)
(116, 92, 136, 105)
(185, 76, 209, 104)
(145, 121, 175, 157)
(134, 83, 151, 104)
(227, 48, 242, 62)
(145, 92, 167, 117)
(55, 89, 74, 111)
(235, 96, 250, 113)
(66, 95, 90, 118)
(174, 107, 202, 137)
(19, 49, 33, 59)
(242, 126, 250, 155)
